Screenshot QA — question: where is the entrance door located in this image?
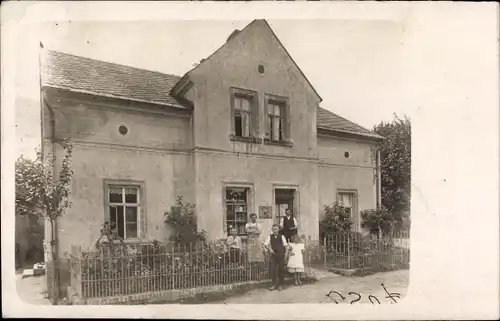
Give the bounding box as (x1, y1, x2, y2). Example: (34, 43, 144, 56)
(274, 189, 295, 225)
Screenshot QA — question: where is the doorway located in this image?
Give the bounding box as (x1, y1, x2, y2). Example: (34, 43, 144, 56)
(274, 189, 295, 225)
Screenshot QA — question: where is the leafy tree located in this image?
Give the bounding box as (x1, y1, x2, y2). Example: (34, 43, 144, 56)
(368, 114, 411, 233)
(15, 138, 74, 304)
(164, 196, 207, 246)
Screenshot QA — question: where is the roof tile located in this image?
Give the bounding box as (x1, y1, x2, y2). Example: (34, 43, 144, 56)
(41, 50, 184, 108)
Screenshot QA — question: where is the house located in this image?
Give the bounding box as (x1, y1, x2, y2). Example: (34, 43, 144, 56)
(40, 19, 383, 258)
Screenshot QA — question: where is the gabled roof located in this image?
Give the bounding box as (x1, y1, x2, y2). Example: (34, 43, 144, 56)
(317, 107, 383, 140)
(41, 50, 185, 109)
(41, 50, 381, 141)
(175, 19, 323, 102)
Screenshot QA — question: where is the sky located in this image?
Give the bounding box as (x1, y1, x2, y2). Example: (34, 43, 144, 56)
(14, 19, 410, 158)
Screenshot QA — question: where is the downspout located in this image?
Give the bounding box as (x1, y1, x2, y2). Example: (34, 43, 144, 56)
(376, 147, 383, 239)
(376, 147, 382, 208)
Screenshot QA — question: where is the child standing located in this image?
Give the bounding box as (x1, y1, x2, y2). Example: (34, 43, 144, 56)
(226, 228, 243, 264)
(287, 234, 305, 285)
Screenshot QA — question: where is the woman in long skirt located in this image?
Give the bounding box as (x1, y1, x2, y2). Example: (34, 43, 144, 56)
(245, 213, 264, 262)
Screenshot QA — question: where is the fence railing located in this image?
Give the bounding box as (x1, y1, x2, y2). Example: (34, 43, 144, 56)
(323, 230, 410, 270)
(70, 240, 280, 299)
(68, 231, 410, 300)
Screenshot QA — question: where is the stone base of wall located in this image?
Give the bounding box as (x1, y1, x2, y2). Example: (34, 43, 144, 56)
(328, 264, 410, 277)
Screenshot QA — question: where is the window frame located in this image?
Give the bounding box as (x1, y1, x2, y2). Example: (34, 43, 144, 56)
(230, 87, 260, 143)
(336, 189, 359, 230)
(222, 182, 254, 238)
(103, 179, 146, 241)
(264, 94, 292, 147)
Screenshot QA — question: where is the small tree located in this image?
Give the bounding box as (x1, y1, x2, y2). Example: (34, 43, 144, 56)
(319, 202, 353, 239)
(164, 196, 206, 246)
(361, 207, 394, 238)
(15, 138, 74, 304)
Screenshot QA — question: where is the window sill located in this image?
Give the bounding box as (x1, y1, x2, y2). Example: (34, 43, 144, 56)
(263, 138, 293, 147)
(230, 135, 262, 144)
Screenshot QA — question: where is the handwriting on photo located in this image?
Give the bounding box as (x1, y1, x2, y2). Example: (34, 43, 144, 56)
(325, 283, 401, 304)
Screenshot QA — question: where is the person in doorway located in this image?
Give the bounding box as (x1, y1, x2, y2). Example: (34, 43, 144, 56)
(245, 213, 264, 262)
(287, 234, 305, 285)
(226, 228, 243, 264)
(280, 208, 298, 243)
(264, 224, 288, 291)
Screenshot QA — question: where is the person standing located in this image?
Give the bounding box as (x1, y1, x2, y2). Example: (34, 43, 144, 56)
(245, 213, 264, 262)
(264, 224, 288, 291)
(287, 234, 305, 285)
(280, 208, 298, 243)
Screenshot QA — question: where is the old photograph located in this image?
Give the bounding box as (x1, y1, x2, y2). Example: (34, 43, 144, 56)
(3, 1, 498, 319)
(13, 17, 411, 306)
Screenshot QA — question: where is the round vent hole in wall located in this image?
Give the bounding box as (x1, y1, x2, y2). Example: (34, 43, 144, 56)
(119, 125, 128, 135)
(258, 64, 265, 74)
(344, 152, 350, 158)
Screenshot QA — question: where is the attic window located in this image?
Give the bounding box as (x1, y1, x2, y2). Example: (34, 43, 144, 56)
(258, 64, 265, 74)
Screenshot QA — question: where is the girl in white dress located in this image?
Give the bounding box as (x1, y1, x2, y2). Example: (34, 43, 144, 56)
(287, 234, 305, 285)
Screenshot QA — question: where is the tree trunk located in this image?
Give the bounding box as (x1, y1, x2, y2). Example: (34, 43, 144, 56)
(50, 219, 59, 305)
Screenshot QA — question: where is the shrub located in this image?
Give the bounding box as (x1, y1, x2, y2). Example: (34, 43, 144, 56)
(360, 207, 395, 237)
(164, 196, 207, 246)
(319, 201, 353, 241)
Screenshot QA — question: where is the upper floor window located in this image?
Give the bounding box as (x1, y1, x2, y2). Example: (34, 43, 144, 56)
(105, 182, 144, 240)
(234, 96, 252, 137)
(265, 94, 291, 146)
(267, 101, 285, 141)
(230, 88, 259, 141)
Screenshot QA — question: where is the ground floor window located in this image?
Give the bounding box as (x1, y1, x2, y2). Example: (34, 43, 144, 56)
(225, 187, 249, 236)
(107, 185, 142, 239)
(337, 190, 357, 218)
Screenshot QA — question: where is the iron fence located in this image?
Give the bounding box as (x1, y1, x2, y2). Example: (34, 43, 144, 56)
(70, 240, 279, 299)
(68, 231, 410, 300)
(323, 230, 410, 270)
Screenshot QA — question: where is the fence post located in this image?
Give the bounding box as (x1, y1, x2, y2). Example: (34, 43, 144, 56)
(76, 246, 82, 299)
(171, 245, 175, 290)
(323, 237, 327, 267)
(347, 232, 351, 270)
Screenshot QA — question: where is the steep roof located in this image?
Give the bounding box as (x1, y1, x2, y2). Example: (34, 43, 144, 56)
(177, 19, 323, 103)
(41, 50, 381, 140)
(41, 50, 185, 108)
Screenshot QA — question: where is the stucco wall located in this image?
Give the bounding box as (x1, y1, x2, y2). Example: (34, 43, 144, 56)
(193, 151, 319, 241)
(317, 135, 377, 231)
(45, 93, 193, 256)
(56, 146, 191, 256)
(188, 20, 320, 159)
